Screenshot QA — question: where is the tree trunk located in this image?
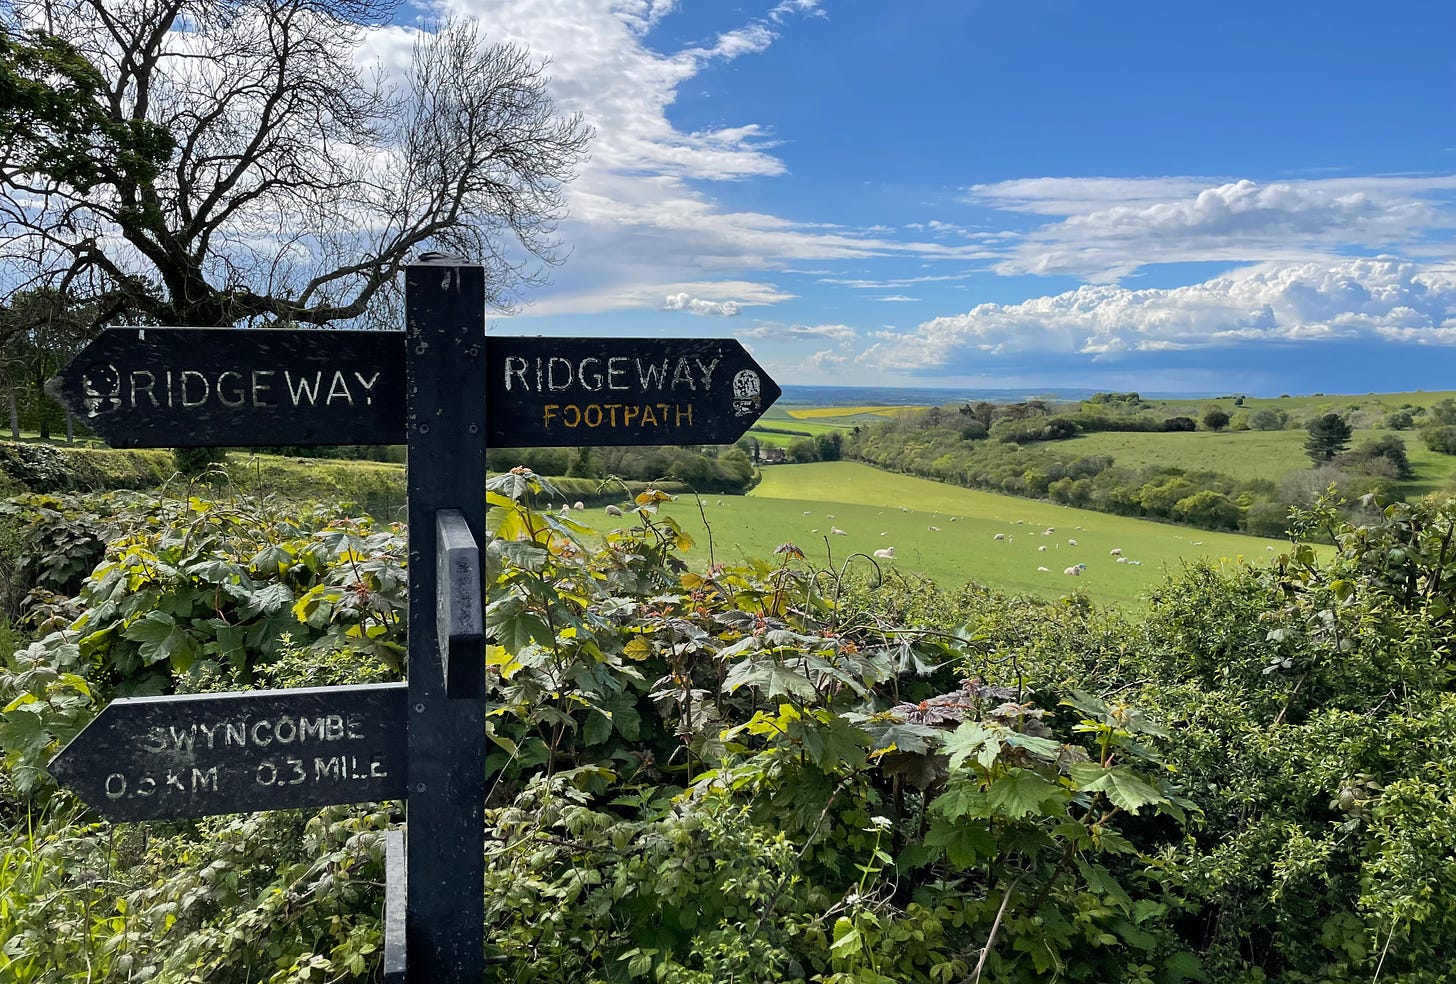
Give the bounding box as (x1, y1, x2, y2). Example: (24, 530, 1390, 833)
(65, 409, 74, 444)
(7, 388, 16, 439)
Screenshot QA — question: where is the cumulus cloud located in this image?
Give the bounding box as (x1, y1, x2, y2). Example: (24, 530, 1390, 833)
(860, 257, 1456, 372)
(963, 174, 1456, 281)
(663, 292, 741, 316)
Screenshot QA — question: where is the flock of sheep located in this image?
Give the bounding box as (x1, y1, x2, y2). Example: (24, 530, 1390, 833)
(784, 510, 1151, 579)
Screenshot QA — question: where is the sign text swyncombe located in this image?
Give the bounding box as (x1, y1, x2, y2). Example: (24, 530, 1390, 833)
(503, 354, 717, 435)
(103, 709, 391, 805)
(47, 683, 408, 820)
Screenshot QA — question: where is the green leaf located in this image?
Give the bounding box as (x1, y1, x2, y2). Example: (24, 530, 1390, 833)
(583, 710, 612, 746)
(1068, 763, 1167, 814)
(238, 582, 296, 618)
(1003, 731, 1064, 760)
(985, 767, 1065, 819)
(122, 611, 196, 667)
(830, 917, 861, 958)
(497, 541, 549, 572)
(944, 721, 1003, 772)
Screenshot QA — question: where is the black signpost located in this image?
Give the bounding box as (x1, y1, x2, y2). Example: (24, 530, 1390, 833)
(48, 331, 779, 448)
(45, 261, 781, 982)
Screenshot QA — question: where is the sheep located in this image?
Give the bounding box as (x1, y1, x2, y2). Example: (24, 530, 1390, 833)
(1038, 545, 1047, 552)
(1037, 565, 1050, 572)
(1109, 547, 1123, 556)
(1067, 538, 1078, 546)
(873, 547, 895, 559)
(804, 510, 811, 516)
(993, 533, 1006, 541)
(604, 504, 623, 517)
(880, 531, 888, 536)
(573, 501, 585, 511)
(831, 527, 848, 536)
(1064, 565, 1081, 576)
(1192, 540, 1203, 546)
(1044, 527, 1055, 535)
(827, 514, 836, 519)
(928, 525, 941, 532)
(950, 516, 959, 522)
(1116, 556, 1128, 564)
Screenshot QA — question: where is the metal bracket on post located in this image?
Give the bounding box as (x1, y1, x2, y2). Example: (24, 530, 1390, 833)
(436, 509, 484, 699)
(383, 829, 407, 984)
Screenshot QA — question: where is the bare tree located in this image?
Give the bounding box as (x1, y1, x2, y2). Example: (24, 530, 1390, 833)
(0, 0, 592, 330)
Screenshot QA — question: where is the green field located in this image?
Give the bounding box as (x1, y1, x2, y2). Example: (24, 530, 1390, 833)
(1065, 425, 1456, 497)
(658, 461, 1308, 610)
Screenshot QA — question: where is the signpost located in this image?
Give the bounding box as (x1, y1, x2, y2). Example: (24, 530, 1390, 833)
(45, 262, 782, 982)
(48, 331, 779, 448)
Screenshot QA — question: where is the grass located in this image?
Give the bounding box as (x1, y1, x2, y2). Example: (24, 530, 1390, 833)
(1065, 426, 1456, 497)
(657, 461, 1310, 611)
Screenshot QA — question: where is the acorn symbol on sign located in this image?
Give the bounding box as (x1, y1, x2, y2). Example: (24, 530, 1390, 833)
(732, 369, 761, 417)
(82, 363, 122, 417)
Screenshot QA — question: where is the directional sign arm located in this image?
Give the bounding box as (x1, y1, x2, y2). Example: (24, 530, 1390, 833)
(48, 683, 408, 822)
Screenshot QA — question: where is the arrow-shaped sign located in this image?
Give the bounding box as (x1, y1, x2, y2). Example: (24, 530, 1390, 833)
(48, 683, 407, 822)
(47, 329, 781, 449)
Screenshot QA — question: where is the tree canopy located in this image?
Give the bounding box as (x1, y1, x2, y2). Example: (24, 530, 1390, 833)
(0, 1, 591, 331)
(1304, 412, 1353, 464)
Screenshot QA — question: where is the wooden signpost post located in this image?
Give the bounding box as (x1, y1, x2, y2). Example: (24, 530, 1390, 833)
(45, 261, 780, 982)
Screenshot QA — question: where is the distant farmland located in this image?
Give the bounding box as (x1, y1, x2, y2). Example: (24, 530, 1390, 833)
(658, 461, 1313, 611)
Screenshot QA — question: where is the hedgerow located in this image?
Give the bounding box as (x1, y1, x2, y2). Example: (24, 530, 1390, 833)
(0, 480, 1453, 982)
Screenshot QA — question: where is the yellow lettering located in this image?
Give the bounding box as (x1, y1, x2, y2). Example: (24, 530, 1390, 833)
(624, 405, 640, 426)
(675, 404, 693, 427)
(563, 404, 581, 427)
(543, 404, 559, 428)
(584, 404, 603, 427)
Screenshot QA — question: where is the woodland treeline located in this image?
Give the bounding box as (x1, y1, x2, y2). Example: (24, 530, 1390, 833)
(843, 393, 1446, 536)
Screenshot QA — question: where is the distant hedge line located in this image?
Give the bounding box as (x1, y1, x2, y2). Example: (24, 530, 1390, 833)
(0, 442, 703, 520)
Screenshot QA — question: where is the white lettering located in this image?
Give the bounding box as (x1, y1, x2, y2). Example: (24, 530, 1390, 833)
(217, 372, 245, 407)
(285, 371, 323, 405)
(325, 371, 353, 406)
(353, 371, 379, 407)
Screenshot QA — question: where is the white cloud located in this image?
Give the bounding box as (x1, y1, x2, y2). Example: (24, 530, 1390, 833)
(740, 322, 856, 341)
(663, 292, 741, 315)
(860, 256, 1456, 371)
(877, 294, 918, 302)
(524, 279, 792, 317)
(963, 175, 1456, 281)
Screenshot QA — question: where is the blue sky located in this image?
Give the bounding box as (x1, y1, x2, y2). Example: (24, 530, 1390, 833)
(382, 0, 1456, 395)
